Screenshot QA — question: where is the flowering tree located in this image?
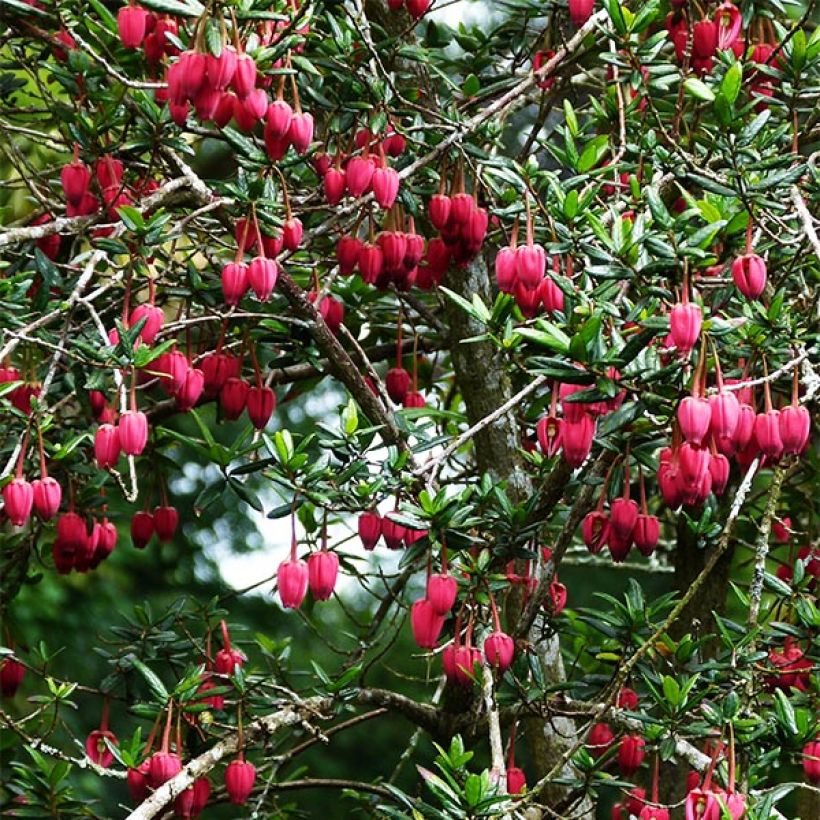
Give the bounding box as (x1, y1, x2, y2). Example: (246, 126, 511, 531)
(0, 0, 818, 818)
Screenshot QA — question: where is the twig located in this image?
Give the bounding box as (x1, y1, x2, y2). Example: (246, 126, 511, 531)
(747, 465, 789, 632)
(415, 374, 548, 485)
(482, 663, 508, 797)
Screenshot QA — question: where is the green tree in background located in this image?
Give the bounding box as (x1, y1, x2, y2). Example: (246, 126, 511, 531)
(0, 1, 818, 818)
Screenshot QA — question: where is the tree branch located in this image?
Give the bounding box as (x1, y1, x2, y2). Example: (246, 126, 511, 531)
(125, 697, 332, 820)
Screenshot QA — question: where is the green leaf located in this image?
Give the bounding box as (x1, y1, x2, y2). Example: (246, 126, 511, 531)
(684, 78, 715, 102)
(205, 20, 223, 57)
(0, 0, 49, 16)
(737, 110, 770, 148)
(137, 0, 205, 17)
(116, 205, 145, 232)
(662, 675, 681, 708)
(577, 135, 610, 173)
(516, 322, 571, 355)
(607, 0, 628, 35)
(774, 689, 797, 735)
(563, 100, 579, 137)
(228, 478, 264, 512)
(341, 398, 358, 435)
(720, 63, 742, 106)
(129, 657, 169, 703)
(462, 73, 480, 97)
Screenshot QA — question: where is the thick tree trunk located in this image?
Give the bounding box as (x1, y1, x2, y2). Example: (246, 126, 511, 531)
(443, 256, 591, 815)
(672, 515, 736, 642)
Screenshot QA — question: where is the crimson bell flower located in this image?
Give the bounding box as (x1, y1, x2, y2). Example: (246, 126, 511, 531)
(410, 599, 444, 649)
(225, 758, 256, 804)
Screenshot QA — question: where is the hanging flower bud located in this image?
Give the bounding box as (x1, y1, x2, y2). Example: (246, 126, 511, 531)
(225, 759, 256, 805)
(410, 599, 444, 649)
(495, 245, 518, 293)
(0, 655, 25, 697)
(381, 515, 406, 549)
(288, 112, 314, 155)
(506, 766, 526, 794)
(94, 424, 121, 469)
(264, 98, 293, 139)
(278, 557, 308, 609)
(709, 453, 730, 496)
(149, 751, 182, 788)
(190, 777, 211, 815)
(92, 518, 118, 566)
(617, 734, 646, 777)
(214, 622, 245, 676)
(117, 3, 149, 49)
(731, 253, 767, 300)
(427, 573, 457, 615)
(562, 414, 595, 468)
(127, 760, 151, 803)
(154, 350, 189, 395)
(2, 478, 33, 526)
(608, 528, 633, 563)
(726, 403, 756, 454)
(246, 386, 276, 430)
(516, 242, 546, 290)
(754, 410, 783, 459)
(709, 390, 740, 445)
(692, 19, 718, 59)
(222, 262, 249, 306)
(323, 167, 346, 204)
(346, 156, 375, 197)
(358, 242, 384, 283)
(802, 739, 820, 784)
(633, 514, 660, 556)
(385, 367, 411, 404)
(372, 166, 400, 209)
(308, 550, 339, 601)
(282, 218, 303, 251)
(232, 54, 257, 98)
(610, 497, 638, 541)
(406, 0, 431, 18)
(61, 157, 92, 207)
(429, 194, 452, 230)
(247, 257, 279, 301)
(678, 396, 712, 446)
(175, 368, 204, 412)
(568, 0, 595, 27)
(484, 631, 515, 671)
(670, 302, 702, 355)
(779, 404, 810, 455)
(358, 510, 382, 550)
(220, 378, 249, 421)
(32, 477, 61, 520)
(178, 50, 207, 100)
(617, 687, 639, 710)
(587, 722, 615, 757)
(453, 645, 482, 687)
(153, 506, 178, 542)
(130, 303, 164, 345)
(337, 235, 362, 275)
(118, 410, 148, 456)
(131, 510, 154, 549)
(206, 46, 238, 91)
